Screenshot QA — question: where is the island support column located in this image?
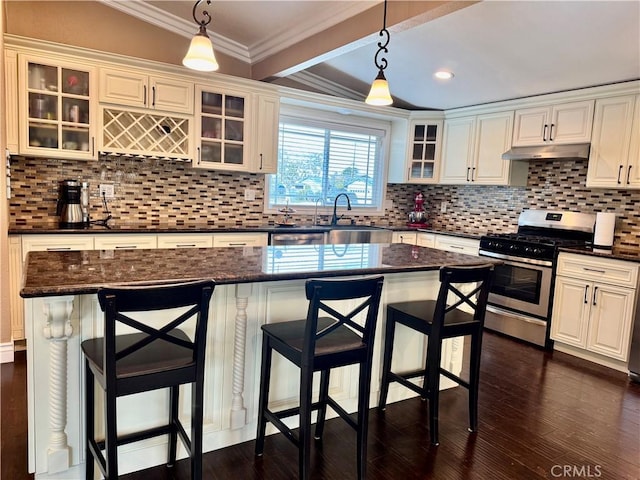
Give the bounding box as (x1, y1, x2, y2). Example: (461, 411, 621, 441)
(42, 296, 74, 474)
(230, 283, 252, 429)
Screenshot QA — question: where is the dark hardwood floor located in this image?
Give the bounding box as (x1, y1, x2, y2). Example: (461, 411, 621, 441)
(2, 332, 639, 479)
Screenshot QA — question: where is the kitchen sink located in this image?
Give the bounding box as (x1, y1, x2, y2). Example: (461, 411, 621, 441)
(325, 226, 392, 244)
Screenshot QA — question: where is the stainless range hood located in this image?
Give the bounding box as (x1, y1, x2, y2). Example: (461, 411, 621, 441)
(502, 143, 590, 161)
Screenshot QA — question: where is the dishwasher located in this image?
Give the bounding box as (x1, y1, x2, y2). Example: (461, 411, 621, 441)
(269, 232, 325, 245)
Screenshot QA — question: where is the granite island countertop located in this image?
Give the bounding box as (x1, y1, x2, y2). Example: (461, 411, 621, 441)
(20, 243, 499, 298)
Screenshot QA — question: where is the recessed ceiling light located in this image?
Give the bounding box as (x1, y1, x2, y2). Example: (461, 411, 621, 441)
(434, 70, 454, 80)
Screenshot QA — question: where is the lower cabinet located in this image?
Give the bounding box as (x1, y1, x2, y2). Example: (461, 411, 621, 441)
(212, 232, 268, 247)
(434, 235, 479, 255)
(392, 231, 417, 244)
(551, 253, 638, 363)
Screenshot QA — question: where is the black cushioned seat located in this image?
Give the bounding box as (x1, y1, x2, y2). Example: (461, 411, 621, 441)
(378, 264, 494, 446)
(81, 279, 215, 480)
(255, 276, 384, 480)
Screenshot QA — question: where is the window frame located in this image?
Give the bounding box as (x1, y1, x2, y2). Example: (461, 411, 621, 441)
(264, 105, 390, 217)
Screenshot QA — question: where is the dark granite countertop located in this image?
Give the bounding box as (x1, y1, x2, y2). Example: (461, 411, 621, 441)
(559, 246, 640, 263)
(20, 243, 500, 298)
(9, 222, 487, 238)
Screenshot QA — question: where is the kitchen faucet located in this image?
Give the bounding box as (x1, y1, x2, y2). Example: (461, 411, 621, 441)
(330, 193, 352, 225)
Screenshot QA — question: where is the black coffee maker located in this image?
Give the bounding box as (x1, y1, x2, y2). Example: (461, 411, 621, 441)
(57, 180, 87, 228)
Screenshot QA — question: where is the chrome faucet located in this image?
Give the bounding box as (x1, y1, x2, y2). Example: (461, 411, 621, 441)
(330, 193, 352, 226)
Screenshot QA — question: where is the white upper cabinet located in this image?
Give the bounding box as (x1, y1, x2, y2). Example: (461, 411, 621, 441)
(586, 94, 640, 189)
(387, 116, 443, 184)
(512, 100, 594, 146)
(406, 120, 443, 183)
(99, 67, 194, 114)
(441, 111, 527, 185)
(250, 94, 280, 173)
(193, 84, 251, 171)
(440, 116, 476, 183)
(18, 54, 97, 160)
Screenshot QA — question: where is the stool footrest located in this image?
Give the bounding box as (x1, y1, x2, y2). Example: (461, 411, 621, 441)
(388, 371, 426, 396)
(326, 397, 357, 431)
(440, 368, 469, 389)
(96, 424, 174, 449)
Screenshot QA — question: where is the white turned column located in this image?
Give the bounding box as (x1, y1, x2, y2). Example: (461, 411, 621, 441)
(230, 283, 252, 429)
(42, 296, 74, 474)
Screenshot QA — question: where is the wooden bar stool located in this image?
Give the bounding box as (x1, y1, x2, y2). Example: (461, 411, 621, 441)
(81, 279, 215, 480)
(378, 264, 494, 445)
(255, 276, 384, 480)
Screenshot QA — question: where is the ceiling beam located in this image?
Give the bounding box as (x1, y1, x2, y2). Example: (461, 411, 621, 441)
(251, 1, 478, 81)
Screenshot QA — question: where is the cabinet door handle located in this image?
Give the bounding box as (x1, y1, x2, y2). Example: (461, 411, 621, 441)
(197, 146, 201, 165)
(143, 85, 147, 106)
(228, 242, 247, 246)
(592, 286, 598, 306)
(466, 167, 471, 182)
(627, 165, 632, 185)
(115, 245, 137, 249)
(46, 247, 71, 251)
(259, 153, 263, 170)
(450, 245, 464, 250)
(617, 165, 623, 184)
(549, 123, 554, 142)
(543, 124, 548, 142)
(584, 285, 589, 304)
(471, 167, 476, 182)
(152, 86, 156, 107)
(175, 244, 196, 248)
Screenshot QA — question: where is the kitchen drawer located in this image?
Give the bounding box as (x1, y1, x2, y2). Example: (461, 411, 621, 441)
(94, 234, 157, 250)
(392, 231, 417, 245)
(157, 233, 214, 249)
(434, 235, 479, 256)
(416, 232, 435, 248)
(21, 234, 95, 259)
(556, 253, 638, 288)
(212, 233, 268, 247)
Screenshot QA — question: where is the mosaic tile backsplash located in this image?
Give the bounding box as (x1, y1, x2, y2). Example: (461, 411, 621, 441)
(7, 156, 640, 248)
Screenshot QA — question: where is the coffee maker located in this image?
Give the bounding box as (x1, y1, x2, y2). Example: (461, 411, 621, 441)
(57, 180, 89, 228)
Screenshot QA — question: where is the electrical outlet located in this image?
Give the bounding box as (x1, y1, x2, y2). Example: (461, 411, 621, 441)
(244, 189, 256, 201)
(99, 184, 115, 199)
(440, 201, 447, 213)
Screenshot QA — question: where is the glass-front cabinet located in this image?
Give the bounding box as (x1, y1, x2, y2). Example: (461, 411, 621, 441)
(193, 85, 251, 171)
(408, 121, 442, 182)
(19, 55, 96, 159)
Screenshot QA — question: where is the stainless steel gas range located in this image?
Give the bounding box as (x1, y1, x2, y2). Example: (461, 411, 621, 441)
(479, 210, 596, 348)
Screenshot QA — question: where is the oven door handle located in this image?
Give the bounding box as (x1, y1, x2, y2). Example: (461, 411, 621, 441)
(478, 249, 553, 268)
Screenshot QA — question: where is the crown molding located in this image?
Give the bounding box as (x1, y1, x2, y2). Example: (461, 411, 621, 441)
(98, 0, 250, 63)
(248, 2, 377, 63)
(98, 0, 376, 65)
(287, 71, 365, 102)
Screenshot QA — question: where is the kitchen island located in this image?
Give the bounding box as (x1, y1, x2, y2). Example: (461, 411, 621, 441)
(21, 242, 496, 479)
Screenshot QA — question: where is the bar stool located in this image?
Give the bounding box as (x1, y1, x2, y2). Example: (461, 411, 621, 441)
(255, 276, 384, 480)
(81, 279, 215, 480)
(378, 264, 494, 446)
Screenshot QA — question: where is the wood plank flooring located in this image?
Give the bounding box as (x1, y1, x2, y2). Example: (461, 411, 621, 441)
(2, 332, 639, 479)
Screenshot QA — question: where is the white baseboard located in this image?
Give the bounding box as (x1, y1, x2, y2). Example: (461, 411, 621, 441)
(0, 342, 15, 363)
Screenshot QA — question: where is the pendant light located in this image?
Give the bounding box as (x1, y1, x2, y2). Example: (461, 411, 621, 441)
(183, 0, 219, 72)
(365, 0, 392, 106)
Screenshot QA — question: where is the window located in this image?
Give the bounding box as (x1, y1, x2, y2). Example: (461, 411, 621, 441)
(267, 109, 388, 213)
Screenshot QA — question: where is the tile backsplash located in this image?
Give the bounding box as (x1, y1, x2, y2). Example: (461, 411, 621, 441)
(8, 155, 640, 248)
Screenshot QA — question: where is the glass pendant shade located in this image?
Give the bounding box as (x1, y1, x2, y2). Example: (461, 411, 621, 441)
(365, 70, 393, 106)
(183, 26, 219, 72)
